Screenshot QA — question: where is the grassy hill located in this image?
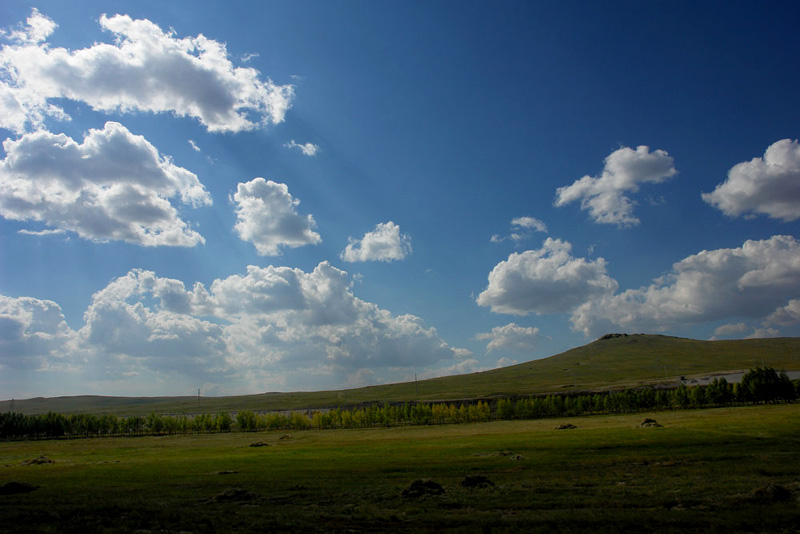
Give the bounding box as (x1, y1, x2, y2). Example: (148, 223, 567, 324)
(3, 334, 799, 416)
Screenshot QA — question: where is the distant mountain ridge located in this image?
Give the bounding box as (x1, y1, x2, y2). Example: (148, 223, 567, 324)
(3, 334, 799, 416)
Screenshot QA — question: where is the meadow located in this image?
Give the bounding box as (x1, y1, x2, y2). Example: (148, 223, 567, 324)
(2, 403, 799, 533)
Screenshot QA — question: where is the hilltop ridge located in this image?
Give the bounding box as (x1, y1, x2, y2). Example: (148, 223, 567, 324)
(2, 334, 799, 415)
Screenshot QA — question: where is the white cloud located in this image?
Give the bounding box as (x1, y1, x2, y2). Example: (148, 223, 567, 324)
(0, 10, 70, 134)
(495, 357, 518, 368)
(511, 216, 547, 232)
(491, 216, 547, 243)
(711, 322, 749, 339)
(554, 145, 677, 226)
(53, 262, 466, 389)
(0, 122, 210, 246)
(284, 140, 319, 157)
(0, 295, 76, 370)
(475, 323, 541, 353)
(747, 328, 781, 339)
(232, 178, 321, 255)
(17, 228, 65, 236)
(188, 139, 201, 152)
(78, 270, 228, 378)
(702, 138, 800, 221)
(571, 235, 800, 337)
(1, 8, 57, 45)
(0, 9, 293, 133)
(341, 221, 412, 263)
(767, 299, 800, 327)
(477, 237, 618, 315)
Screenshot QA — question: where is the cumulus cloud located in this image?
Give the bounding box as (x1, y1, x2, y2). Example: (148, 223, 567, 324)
(477, 238, 618, 315)
(232, 178, 321, 255)
(767, 299, 800, 327)
(747, 328, 781, 339)
(554, 145, 677, 226)
(79, 270, 227, 377)
(0, 295, 76, 370)
(284, 140, 319, 157)
(711, 322, 750, 339)
(2, 263, 465, 389)
(0, 9, 293, 133)
(0, 122, 210, 246)
(571, 235, 800, 338)
(341, 221, 412, 263)
(65, 262, 463, 388)
(491, 216, 547, 243)
(475, 323, 540, 353)
(702, 138, 800, 221)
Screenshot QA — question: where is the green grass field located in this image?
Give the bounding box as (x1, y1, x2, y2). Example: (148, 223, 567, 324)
(4, 335, 800, 416)
(2, 403, 799, 533)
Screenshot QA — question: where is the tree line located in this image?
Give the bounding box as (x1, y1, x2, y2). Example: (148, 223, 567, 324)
(1, 367, 797, 441)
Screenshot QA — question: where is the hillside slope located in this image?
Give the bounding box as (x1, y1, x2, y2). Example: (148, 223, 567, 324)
(3, 334, 799, 415)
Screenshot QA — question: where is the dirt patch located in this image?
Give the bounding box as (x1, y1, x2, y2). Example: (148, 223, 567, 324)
(461, 475, 494, 489)
(249, 441, 271, 447)
(208, 470, 239, 475)
(0, 482, 38, 495)
(640, 418, 662, 428)
(208, 488, 258, 502)
(20, 456, 54, 465)
(555, 423, 577, 430)
(279, 435, 292, 440)
(402, 479, 445, 498)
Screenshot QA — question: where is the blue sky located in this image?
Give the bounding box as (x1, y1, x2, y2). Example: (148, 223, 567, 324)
(1, 1, 800, 399)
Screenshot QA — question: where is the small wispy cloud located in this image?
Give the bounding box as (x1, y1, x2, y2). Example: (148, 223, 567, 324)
(491, 216, 547, 243)
(18, 228, 66, 236)
(241, 52, 259, 63)
(284, 140, 319, 157)
(188, 139, 201, 152)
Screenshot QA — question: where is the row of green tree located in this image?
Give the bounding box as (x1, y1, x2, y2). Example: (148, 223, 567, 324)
(1, 367, 797, 440)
